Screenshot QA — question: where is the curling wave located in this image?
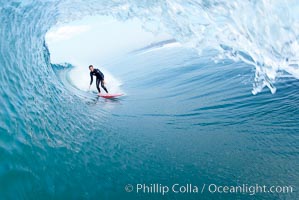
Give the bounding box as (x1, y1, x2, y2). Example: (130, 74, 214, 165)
(1, 1, 299, 199)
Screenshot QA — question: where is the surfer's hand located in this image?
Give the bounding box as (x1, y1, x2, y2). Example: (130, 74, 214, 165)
(103, 80, 106, 84)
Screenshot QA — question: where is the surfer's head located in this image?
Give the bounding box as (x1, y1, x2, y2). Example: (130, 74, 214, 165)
(89, 65, 94, 72)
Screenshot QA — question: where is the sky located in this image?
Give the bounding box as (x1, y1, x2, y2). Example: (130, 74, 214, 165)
(45, 15, 171, 92)
(46, 15, 171, 67)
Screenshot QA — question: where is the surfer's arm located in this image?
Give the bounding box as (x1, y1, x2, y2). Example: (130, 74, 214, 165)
(90, 73, 93, 85)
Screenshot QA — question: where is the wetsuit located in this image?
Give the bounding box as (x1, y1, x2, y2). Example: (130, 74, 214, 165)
(90, 68, 108, 93)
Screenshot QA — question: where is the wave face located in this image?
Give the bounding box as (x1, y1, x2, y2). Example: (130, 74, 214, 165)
(1, 1, 299, 199)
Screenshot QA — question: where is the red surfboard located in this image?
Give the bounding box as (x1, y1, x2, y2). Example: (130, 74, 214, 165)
(98, 93, 123, 99)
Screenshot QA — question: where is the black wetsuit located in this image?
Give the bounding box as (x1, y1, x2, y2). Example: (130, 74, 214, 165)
(90, 68, 108, 93)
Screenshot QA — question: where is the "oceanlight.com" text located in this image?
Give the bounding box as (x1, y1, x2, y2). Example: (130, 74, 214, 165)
(124, 183, 294, 196)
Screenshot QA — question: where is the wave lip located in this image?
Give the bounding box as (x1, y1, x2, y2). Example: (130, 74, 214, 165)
(130, 39, 179, 53)
(3, 0, 299, 94)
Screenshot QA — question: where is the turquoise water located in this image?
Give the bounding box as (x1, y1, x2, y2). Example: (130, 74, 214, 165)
(1, 1, 299, 199)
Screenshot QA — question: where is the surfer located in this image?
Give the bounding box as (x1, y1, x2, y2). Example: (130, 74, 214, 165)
(89, 65, 109, 94)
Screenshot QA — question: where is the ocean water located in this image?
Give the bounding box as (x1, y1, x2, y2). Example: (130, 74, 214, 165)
(0, 1, 299, 200)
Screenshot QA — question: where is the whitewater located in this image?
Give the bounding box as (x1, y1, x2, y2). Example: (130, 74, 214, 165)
(0, 0, 299, 199)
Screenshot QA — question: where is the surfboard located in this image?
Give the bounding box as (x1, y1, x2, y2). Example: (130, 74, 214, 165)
(98, 93, 123, 99)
